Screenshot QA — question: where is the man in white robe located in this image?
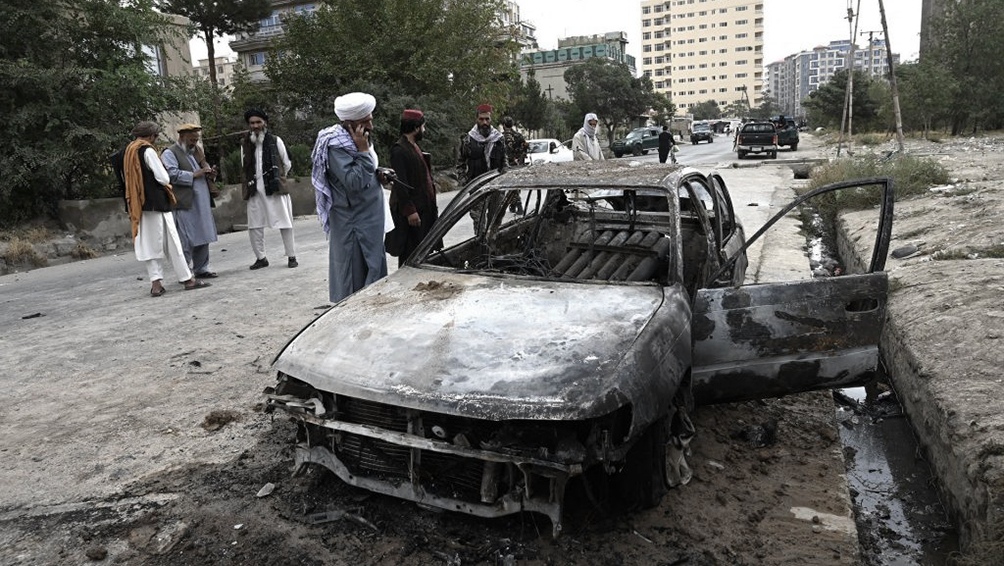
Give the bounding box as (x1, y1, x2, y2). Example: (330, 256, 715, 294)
(115, 121, 209, 296)
(572, 113, 605, 161)
(240, 108, 296, 270)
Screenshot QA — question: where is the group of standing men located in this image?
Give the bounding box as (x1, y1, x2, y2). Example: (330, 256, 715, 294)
(117, 110, 299, 297)
(117, 100, 623, 303)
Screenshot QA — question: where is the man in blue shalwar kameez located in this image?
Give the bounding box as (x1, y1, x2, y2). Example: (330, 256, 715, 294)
(161, 124, 219, 278)
(311, 92, 391, 303)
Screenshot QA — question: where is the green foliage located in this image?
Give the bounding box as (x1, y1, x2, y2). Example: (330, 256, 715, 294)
(0, 0, 188, 227)
(269, 0, 517, 111)
(510, 69, 548, 133)
(803, 154, 950, 220)
(926, 0, 1004, 134)
(285, 144, 311, 179)
(894, 60, 958, 137)
(689, 100, 722, 121)
(563, 58, 659, 145)
(803, 69, 880, 131)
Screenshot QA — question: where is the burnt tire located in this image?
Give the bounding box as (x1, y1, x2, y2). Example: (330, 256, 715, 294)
(612, 417, 669, 511)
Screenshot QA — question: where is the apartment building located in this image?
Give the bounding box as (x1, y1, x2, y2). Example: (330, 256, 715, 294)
(640, 0, 763, 114)
(192, 56, 240, 90)
(144, 13, 195, 79)
(766, 38, 900, 118)
(519, 32, 636, 101)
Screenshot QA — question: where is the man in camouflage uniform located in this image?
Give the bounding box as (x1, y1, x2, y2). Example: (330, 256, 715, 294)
(501, 116, 528, 167)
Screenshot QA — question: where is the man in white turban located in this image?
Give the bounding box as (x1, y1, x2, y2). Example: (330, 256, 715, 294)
(311, 92, 391, 303)
(572, 112, 605, 161)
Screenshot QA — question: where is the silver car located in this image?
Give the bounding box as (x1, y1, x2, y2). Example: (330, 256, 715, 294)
(265, 162, 894, 536)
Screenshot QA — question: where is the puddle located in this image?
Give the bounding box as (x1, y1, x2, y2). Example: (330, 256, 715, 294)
(836, 385, 959, 565)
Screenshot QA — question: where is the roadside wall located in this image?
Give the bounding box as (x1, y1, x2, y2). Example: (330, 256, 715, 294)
(56, 179, 317, 251)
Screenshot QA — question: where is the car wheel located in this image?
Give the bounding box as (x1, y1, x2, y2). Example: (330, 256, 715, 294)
(641, 150, 649, 155)
(771, 151, 778, 159)
(631, 145, 642, 156)
(613, 416, 668, 511)
(614, 152, 623, 158)
(692, 140, 697, 145)
(790, 143, 798, 151)
(737, 151, 745, 159)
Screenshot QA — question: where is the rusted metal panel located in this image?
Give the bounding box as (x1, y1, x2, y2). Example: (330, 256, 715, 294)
(691, 273, 888, 404)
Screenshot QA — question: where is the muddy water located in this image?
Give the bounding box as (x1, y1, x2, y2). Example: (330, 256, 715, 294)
(836, 386, 958, 565)
(805, 211, 958, 564)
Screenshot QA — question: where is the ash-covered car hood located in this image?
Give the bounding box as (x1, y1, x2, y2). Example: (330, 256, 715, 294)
(273, 267, 670, 421)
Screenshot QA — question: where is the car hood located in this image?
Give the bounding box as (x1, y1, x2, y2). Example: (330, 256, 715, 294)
(273, 267, 667, 421)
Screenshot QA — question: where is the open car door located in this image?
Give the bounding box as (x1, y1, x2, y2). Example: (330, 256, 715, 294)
(691, 178, 894, 405)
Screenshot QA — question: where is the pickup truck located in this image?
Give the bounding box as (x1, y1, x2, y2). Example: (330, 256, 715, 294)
(735, 121, 778, 159)
(772, 115, 800, 151)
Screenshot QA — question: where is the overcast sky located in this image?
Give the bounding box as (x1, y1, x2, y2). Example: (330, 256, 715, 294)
(191, 0, 922, 66)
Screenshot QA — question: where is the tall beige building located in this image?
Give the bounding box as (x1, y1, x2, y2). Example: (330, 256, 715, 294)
(640, 0, 764, 114)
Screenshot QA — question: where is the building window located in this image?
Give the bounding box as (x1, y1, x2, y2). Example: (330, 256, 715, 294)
(248, 52, 266, 66)
(643, 6, 651, 14)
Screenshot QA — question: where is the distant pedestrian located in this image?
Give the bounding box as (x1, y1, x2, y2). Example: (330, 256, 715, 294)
(572, 113, 604, 161)
(161, 123, 219, 278)
(116, 121, 209, 296)
(658, 125, 676, 164)
(387, 109, 440, 267)
(501, 116, 528, 167)
(241, 108, 297, 270)
(456, 103, 506, 186)
(311, 92, 390, 303)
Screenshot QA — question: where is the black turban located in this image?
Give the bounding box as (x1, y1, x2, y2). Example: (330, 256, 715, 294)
(244, 108, 268, 123)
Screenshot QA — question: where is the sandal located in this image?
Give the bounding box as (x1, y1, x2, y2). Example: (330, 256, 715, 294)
(183, 279, 211, 291)
(150, 286, 167, 297)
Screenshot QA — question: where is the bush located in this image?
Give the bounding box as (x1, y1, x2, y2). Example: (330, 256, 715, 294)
(801, 154, 950, 219)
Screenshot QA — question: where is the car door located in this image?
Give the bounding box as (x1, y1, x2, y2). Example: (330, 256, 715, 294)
(690, 178, 894, 404)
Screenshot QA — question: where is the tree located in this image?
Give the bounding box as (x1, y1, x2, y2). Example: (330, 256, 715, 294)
(510, 69, 548, 134)
(267, 0, 518, 164)
(158, 0, 271, 92)
(803, 69, 879, 130)
(0, 0, 186, 226)
(688, 100, 722, 121)
(927, 0, 1004, 133)
(563, 58, 656, 146)
(895, 61, 958, 137)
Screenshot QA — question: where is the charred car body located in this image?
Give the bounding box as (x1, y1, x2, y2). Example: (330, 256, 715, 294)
(265, 162, 894, 536)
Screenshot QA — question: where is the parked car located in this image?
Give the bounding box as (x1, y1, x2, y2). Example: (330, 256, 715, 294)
(526, 138, 573, 164)
(611, 126, 661, 157)
(735, 121, 779, 159)
(690, 122, 714, 144)
(265, 162, 894, 537)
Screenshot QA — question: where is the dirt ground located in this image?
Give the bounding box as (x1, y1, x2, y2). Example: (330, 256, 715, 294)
(2, 133, 1000, 566)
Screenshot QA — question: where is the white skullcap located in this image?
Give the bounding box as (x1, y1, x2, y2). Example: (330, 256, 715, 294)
(334, 92, 376, 121)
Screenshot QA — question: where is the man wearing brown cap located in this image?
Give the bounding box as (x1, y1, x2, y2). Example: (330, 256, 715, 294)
(456, 103, 506, 186)
(161, 123, 219, 278)
(115, 121, 210, 296)
(386, 109, 439, 266)
(241, 108, 297, 270)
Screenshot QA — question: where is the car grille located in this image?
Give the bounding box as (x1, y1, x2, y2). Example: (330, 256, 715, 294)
(331, 397, 503, 502)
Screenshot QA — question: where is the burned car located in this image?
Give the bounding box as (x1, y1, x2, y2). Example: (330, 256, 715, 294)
(265, 162, 894, 536)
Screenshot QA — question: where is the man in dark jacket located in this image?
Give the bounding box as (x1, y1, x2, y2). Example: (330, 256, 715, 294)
(456, 103, 506, 186)
(658, 125, 675, 164)
(388, 109, 439, 266)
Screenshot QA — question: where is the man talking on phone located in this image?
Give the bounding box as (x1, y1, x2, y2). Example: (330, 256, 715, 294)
(311, 91, 391, 303)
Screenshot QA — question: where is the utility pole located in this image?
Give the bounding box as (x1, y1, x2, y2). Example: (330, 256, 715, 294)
(877, 0, 905, 151)
(837, 0, 862, 157)
(859, 30, 883, 77)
